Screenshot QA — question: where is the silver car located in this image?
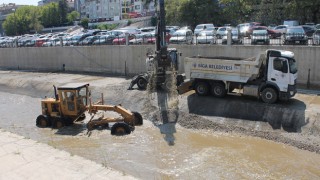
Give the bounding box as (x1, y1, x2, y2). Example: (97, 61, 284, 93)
(197, 30, 216, 44)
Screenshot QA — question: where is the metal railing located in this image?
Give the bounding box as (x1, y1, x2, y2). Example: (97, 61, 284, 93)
(1, 33, 320, 48)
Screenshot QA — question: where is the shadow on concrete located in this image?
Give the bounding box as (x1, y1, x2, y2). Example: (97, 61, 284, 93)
(187, 93, 307, 133)
(151, 89, 178, 146)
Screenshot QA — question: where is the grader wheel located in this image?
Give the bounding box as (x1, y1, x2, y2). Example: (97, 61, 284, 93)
(111, 122, 131, 135)
(36, 115, 50, 128)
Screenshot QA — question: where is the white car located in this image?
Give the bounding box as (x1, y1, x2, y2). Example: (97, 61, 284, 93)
(169, 29, 193, 44)
(197, 30, 216, 44)
(194, 24, 214, 35)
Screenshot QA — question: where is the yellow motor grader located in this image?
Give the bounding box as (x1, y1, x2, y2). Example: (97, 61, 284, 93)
(36, 83, 143, 135)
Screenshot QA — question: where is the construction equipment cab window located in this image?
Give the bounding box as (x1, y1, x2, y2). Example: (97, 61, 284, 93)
(64, 91, 76, 111)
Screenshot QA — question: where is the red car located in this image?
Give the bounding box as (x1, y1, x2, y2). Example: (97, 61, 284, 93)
(147, 33, 171, 44)
(112, 34, 135, 45)
(249, 26, 282, 39)
(35, 38, 49, 47)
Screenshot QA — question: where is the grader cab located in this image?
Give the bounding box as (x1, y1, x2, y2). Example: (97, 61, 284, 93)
(36, 83, 143, 135)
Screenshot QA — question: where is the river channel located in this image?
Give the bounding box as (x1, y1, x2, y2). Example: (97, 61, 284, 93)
(0, 90, 319, 179)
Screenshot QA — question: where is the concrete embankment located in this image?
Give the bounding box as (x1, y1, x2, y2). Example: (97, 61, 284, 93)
(0, 129, 135, 179)
(0, 45, 320, 86)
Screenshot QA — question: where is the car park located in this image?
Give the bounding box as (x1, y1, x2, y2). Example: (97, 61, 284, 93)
(169, 29, 193, 44)
(251, 30, 270, 45)
(196, 30, 215, 44)
(283, 26, 308, 45)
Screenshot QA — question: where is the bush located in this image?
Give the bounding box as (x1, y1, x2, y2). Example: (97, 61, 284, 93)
(151, 16, 157, 26)
(80, 18, 89, 29)
(127, 20, 132, 26)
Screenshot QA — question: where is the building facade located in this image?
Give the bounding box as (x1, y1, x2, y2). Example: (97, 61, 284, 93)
(77, 0, 155, 21)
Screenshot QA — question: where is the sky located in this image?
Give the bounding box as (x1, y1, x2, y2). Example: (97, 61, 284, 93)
(1, 0, 38, 6)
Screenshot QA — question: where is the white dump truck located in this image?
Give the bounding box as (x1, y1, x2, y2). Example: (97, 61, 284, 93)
(179, 49, 298, 103)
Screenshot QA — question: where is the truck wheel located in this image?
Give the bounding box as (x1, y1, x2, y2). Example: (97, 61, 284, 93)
(36, 115, 50, 128)
(137, 78, 147, 90)
(111, 122, 131, 135)
(261, 88, 278, 104)
(133, 111, 143, 126)
(195, 82, 209, 96)
(211, 83, 226, 97)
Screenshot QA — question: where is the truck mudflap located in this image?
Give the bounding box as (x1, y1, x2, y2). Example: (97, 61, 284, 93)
(177, 80, 194, 94)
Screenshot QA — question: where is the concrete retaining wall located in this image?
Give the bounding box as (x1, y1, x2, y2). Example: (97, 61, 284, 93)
(0, 45, 319, 85)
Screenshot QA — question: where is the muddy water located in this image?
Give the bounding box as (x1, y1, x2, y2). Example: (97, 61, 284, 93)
(0, 91, 320, 179)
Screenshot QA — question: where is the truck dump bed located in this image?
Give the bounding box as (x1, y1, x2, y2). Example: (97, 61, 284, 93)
(184, 54, 264, 83)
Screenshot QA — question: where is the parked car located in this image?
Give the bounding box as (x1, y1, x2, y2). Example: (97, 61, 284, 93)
(81, 35, 101, 45)
(112, 34, 135, 45)
(312, 29, 320, 45)
(215, 27, 229, 39)
(237, 22, 260, 37)
(129, 33, 152, 44)
(249, 26, 281, 39)
(274, 25, 288, 34)
(169, 29, 193, 44)
(42, 38, 60, 47)
(139, 27, 155, 33)
(92, 35, 115, 45)
(194, 24, 214, 35)
(283, 26, 308, 45)
(251, 30, 270, 45)
(302, 25, 316, 37)
(222, 28, 242, 44)
(147, 32, 170, 44)
(196, 30, 215, 44)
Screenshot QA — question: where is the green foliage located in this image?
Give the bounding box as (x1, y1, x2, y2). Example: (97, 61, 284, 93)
(3, 6, 43, 35)
(80, 18, 89, 29)
(58, 0, 69, 25)
(127, 20, 132, 26)
(67, 11, 80, 24)
(165, 0, 220, 29)
(151, 16, 157, 26)
(95, 23, 118, 30)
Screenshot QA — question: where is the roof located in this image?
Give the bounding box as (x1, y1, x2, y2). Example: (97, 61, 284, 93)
(57, 83, 89, 90)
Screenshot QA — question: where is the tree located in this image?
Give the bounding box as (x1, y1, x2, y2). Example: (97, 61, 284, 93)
(3, 6, 41, 35)
(58, 0, 69, 25)
(29, 7, 43, 33)
(67, 11, 80, 24)
(80, 18, 89, 29)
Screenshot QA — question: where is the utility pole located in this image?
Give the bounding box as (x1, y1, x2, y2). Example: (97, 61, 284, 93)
(12, 8, 17, 36)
